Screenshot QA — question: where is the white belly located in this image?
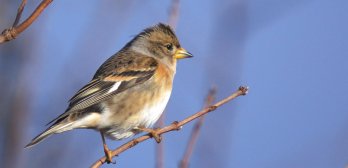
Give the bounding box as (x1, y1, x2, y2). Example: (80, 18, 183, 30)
(100, 90, 172, 140)
(138, 90, 171, 128)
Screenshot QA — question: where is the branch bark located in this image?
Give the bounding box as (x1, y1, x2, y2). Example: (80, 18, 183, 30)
(91, 86, 249, 168)
(12, 0, 27, 27)
(179, 87, 217, 168)
(0, 0, 53, 43)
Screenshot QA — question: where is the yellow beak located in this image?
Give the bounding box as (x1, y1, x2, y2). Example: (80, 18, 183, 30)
(174, 48, 193, 59)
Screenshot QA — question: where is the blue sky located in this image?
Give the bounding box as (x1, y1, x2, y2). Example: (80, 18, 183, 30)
(1, 0, 348, 167)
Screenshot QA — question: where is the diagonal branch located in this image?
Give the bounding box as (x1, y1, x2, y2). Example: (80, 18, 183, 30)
(179, 87, 217, 168)
(0, 0, 53, 43)
(91, 86, 249, 168)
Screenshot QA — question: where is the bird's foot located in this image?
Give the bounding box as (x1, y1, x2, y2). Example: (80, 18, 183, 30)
(103, 144, 115, 164)
(136, 127, 162, 143)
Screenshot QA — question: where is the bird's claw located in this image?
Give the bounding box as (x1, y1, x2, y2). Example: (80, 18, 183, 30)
(150, 131, 162, 143)
(136, 127, 162, 143)
(103, 144, 115, 164)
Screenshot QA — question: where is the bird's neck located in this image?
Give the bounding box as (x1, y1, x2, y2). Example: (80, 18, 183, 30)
(129, 45, 177, 74)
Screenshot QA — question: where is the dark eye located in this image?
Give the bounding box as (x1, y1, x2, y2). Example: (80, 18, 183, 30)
(165, 43, 173, 51)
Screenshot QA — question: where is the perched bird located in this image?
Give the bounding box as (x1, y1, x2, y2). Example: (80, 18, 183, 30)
(26, 23, 192, 163)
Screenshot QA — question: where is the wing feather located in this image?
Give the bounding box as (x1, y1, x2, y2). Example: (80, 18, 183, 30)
(46, 53, 158, 125)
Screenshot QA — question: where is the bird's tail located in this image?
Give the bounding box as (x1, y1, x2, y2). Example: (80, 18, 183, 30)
(25, 121, 74, 148)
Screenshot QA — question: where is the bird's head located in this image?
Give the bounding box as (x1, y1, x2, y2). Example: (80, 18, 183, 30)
(126, 23, 193, 70)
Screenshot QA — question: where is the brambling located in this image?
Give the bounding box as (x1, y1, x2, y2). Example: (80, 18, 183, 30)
(26, 23, 192, 163)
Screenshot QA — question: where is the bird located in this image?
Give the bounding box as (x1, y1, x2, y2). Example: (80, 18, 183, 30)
(25, 23, 192, 163)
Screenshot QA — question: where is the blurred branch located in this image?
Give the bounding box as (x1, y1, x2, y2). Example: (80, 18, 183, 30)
(179, 87, 217, 168)
(91, 86, 249, 168)
(156, 115, 165, 168)
(13, 0, 27, 27)
(153, 0, 181, 167)
(167, 0, 180, 29)
(0, 0, 53, 43)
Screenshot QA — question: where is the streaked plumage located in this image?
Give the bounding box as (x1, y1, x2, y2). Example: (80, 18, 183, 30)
(26, 23, 192, 162)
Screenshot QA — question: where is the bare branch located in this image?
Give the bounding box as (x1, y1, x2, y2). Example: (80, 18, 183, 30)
(91, 86, 249, 168)
(156, 115, 165, 168)
(12, 0, 27, 27)
(179, 87, 217, 168)
(167, 0, 180, 29)
(154, 0, 181, 167)
(0, 0, 53, 43)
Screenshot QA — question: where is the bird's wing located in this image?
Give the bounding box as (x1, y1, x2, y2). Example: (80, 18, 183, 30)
(47, 54, 158, 125)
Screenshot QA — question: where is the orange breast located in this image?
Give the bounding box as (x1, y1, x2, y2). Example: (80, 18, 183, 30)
(153, 63, 174, 89)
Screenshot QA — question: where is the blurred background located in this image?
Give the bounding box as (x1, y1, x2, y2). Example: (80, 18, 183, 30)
(1, 0, 348, 167)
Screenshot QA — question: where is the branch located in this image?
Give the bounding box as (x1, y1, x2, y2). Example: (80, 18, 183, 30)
(12, 0, 27, 27)
(179, 87, 217, 168)
(155, 115, 165, 168)
(0, 0, 53, 43)
(167, 0, 180, 29)
(154, 1, 181, 167)
(91, 86, 249, 168)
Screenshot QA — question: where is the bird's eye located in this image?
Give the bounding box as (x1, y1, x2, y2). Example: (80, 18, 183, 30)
(165, 43, 173, 51)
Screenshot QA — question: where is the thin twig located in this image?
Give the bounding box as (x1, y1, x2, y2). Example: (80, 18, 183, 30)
(179, 87, 217, 168)
(91, 86, 249, 168)
(0, 0, 53, 43)
(167, 0, 180, 29)
(12, 0, 27, 27)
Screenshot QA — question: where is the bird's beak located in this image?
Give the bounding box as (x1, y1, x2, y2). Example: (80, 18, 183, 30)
(174, 48, 193, 59)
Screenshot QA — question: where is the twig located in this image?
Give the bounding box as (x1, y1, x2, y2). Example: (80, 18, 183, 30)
(167, 0, 180, 29)
(0, 0, 53, 43)
(179, 87, 217, 168)
(12, 0, 27, 27)
(91, 86, 249, 168)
